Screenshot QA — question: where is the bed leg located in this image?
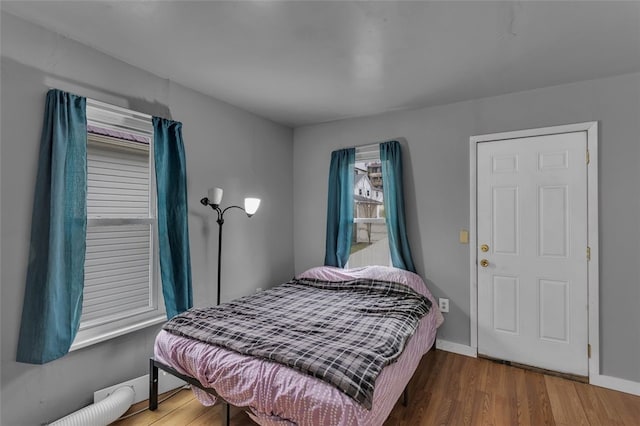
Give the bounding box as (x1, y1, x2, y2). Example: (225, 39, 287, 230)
(402, 387, 408, 407)
(223, 402, 230, 426)
(149, 358, 159, 411)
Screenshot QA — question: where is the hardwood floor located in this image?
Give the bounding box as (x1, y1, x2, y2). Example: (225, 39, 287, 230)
(115, 350, 640, 425)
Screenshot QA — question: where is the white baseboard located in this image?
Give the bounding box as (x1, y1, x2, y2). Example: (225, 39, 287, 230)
(435, 339, 477, 358)
(590, 373, 640, 396)
(94, 372, 186, 404)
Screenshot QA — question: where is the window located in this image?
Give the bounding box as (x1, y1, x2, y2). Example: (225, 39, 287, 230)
(71, 100, 164, 350)
(349, 145, 390, 268)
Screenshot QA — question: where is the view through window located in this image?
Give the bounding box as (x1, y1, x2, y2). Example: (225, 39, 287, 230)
(349, 145, 390, 267)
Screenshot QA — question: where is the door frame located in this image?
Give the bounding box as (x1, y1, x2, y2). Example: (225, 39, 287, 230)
(469, 121, 599, 380)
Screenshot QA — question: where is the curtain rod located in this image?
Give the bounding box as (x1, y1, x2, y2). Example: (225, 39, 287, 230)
(48, 87, 154, 120)
(354, 142, 379, 150)
(351, 139, 400, 150)
(86, 97, 153, 120)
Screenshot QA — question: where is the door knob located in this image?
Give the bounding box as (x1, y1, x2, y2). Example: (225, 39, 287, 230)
(480, 259, 489, 267)
(480, 244, 489, 252)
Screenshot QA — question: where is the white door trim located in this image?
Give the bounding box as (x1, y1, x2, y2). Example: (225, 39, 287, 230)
(469, 121, 599, 379)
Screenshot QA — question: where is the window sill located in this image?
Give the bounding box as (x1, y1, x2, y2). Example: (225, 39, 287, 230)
(69, 314, 167, 352)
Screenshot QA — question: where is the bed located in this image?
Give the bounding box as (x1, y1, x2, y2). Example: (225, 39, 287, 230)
(150, 265, 444, 425)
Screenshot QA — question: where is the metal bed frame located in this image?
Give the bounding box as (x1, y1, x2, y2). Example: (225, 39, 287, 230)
(149, 357, 409, 426)
(149, 358, 234, 425)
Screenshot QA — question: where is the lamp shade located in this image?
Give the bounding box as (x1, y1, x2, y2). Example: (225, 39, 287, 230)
(244, 198, 261, 216)
(208, 187, 223, 205)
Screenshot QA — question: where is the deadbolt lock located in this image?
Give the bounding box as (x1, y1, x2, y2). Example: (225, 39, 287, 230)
(480, 259, 489, 267)
(480, 244, 489, 252)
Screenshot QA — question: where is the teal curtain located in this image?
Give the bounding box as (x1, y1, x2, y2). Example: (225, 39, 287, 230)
(324, 148, 355, 268)
(153, 117, 193, 318)
(17, 89, 87, 364)
(380, 141, 416, 272)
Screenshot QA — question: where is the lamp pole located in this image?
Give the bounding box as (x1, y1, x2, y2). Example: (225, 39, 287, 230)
(216, 212, 223, 306)
(200, 198, 250, 305)
(201, 190, 260, 426)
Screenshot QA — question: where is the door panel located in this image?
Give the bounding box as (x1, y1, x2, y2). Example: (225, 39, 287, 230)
(493, 187, 519, 255)
(493, 275, 519, 334)
(539, 278, 569, 342)
(539, 185, 568, 257)
(477, 131, 588, 376)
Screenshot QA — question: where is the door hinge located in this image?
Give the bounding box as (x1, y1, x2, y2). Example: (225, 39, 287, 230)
(588, 344, 592, 358)
(586, 149, 590, 164)
(587, 246, 591, 261)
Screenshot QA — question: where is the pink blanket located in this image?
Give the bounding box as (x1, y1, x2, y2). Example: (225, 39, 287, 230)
(154, 266, 443, 425)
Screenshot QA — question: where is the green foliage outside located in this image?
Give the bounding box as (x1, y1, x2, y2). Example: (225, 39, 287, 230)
(350, 242, 371, 254)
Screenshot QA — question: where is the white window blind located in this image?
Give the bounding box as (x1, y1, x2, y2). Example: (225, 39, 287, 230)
(355, 143, 380, 161)
(87, 138, 150, 218)
(83, 223, 152, 323)
(71, 100, 165, 351)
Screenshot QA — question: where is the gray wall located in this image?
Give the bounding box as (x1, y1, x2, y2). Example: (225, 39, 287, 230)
(293, 72, 640, 384)
(0, 12, 293, 425)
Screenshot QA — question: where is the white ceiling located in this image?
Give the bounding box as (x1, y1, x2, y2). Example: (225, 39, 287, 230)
(2, 1, 639, 127)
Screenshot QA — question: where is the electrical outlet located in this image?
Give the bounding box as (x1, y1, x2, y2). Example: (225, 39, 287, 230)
(438, 298, 450, 313)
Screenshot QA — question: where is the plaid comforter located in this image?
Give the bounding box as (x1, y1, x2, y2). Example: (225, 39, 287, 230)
(162, 277, 432, 409)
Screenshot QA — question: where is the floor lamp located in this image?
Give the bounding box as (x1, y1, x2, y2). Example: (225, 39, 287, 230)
(200, 187, 261, 306)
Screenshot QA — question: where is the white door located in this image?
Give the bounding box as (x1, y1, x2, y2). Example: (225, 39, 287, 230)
(477, 131, 589, 376)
